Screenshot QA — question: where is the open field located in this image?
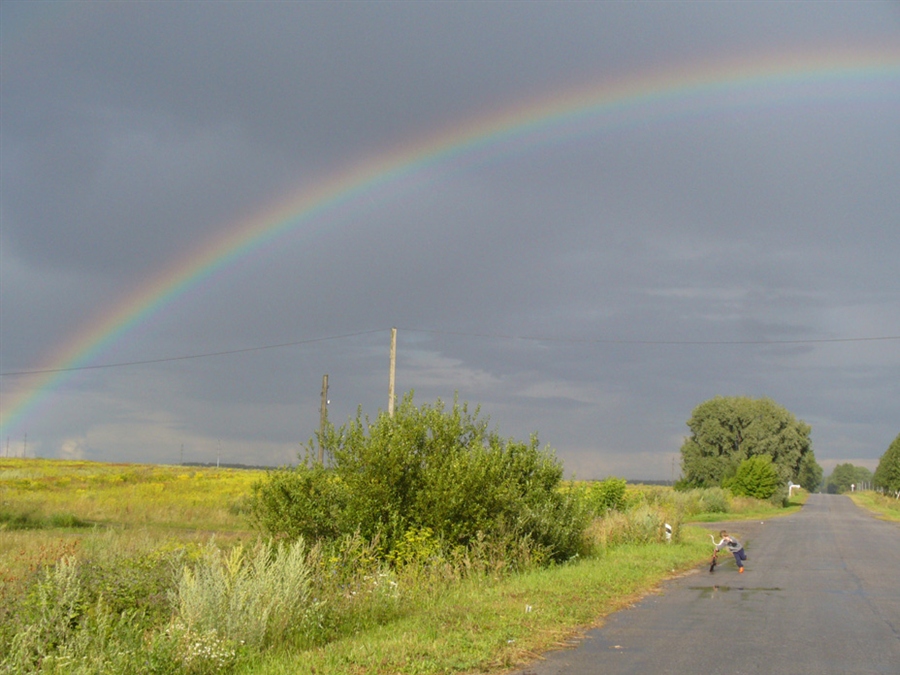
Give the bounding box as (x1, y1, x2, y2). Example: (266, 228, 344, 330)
(1, 458, 260, 529)
(1, 458, 796, 674)
(1, 459, 260, 586)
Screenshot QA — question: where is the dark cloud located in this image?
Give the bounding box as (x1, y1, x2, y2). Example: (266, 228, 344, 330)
(1, 1, 898, 477)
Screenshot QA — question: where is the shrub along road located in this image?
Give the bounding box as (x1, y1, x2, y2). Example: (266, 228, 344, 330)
(511, 494, 900, 674)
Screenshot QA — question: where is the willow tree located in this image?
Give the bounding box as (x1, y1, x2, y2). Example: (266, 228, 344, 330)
(679, 396, 819, 491)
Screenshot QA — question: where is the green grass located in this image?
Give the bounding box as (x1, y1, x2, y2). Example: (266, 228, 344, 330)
(685, 489, 808, 523)
(617, 483, 807, 524)
(238, 529, 712, 675)
(847, 491, 900, 522)
(0, 508, 91, 530)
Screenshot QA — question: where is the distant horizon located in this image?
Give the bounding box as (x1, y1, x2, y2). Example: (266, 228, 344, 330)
(4, 453, 880, 485)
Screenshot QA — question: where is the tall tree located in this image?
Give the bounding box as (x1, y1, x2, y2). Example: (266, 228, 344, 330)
(873, 434, 900, 494)
(679, 396, 817, 490)
(797, 450, 824, 492)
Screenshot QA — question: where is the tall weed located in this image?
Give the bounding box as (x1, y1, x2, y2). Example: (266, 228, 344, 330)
(303, 532, 402, 646)
(588, 504, 674, 550)
(20, 604, 149, 675)
(3, 556, 84, 671)
(173, 539, 316, 649)
(0, 546, 188, 675)
(627, 485, 730, 517)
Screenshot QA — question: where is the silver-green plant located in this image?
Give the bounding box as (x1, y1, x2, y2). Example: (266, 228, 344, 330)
(173, 538, 316, 649)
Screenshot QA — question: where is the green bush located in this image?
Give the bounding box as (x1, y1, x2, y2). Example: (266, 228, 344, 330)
(80, 552, 180, 626)
(0, 509, 90, 530)
(252, 394, 590, 563)
(0, 556, 159, 675)
(249, 463, 348, 540)
(8, 556, 85, 668)
(0, 546, 193, 675)
(723, 455, 780, 500)
(306, 532, 403, 645)
(633, 485, 730, 516)
(584, 477, 627, 515)
(693, 487, 730, 513)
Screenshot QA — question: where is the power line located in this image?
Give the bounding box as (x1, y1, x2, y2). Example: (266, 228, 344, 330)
(0, 329, 385, 377)
(398, 327, 900, 346)
(2, 327, 897, 378)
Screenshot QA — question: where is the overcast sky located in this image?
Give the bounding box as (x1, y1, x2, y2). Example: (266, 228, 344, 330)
(1, 1, 898, 479)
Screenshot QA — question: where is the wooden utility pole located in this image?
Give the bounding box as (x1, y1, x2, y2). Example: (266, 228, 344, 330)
(388, 327, 397, 417)
(319, 374, 329, 464)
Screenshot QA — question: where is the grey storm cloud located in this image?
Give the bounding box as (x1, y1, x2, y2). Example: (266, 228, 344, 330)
(1, 1, 898, 478)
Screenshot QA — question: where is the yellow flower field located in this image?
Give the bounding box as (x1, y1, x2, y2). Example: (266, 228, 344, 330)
(1, 457, 264, 581)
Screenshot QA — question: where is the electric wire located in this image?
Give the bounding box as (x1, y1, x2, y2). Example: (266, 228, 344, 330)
(398, 328, 900, 346)
(0, 329, 385, 377)
(1, 328, 897, 378)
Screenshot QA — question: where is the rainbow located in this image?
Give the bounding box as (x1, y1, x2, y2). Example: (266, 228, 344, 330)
(2, 48, 898, 436)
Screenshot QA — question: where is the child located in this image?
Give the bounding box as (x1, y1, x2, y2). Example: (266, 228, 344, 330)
(714, 530, 747, 573)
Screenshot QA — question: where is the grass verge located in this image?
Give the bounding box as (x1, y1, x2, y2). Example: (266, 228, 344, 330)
(847, 491, 900, 523)
(238, 528, 711, 675)
(686, 490, 808, 523)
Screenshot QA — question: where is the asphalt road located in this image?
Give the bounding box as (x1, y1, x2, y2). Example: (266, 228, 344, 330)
(512, 494, 900, 675)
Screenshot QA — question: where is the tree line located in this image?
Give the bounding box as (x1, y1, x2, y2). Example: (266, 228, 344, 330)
(678, 395, 899, 499)
(873, 433, 900, 497)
